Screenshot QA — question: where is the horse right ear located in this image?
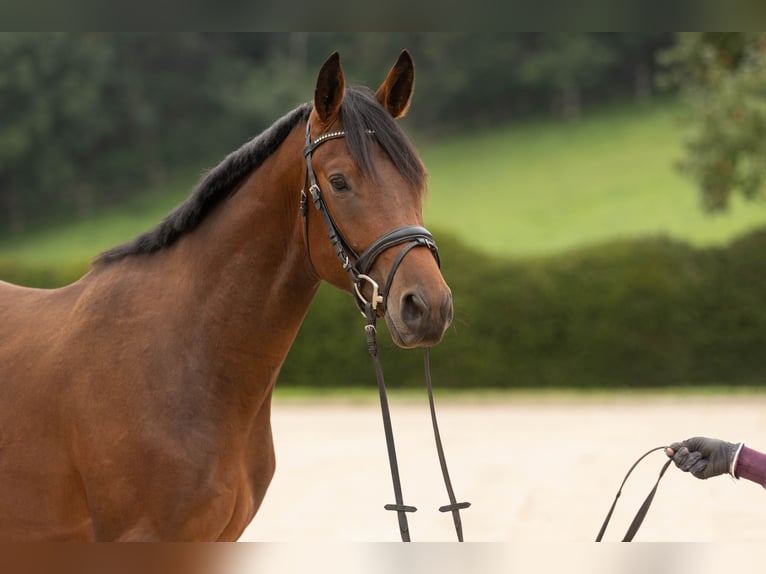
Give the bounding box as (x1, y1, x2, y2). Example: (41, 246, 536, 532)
(314, 52, 345, 125)
(375, 50, 415, 119)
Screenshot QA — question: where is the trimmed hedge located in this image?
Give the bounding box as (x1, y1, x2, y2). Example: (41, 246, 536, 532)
(3, 229, 766, 389)
(281, 229, 766, 389)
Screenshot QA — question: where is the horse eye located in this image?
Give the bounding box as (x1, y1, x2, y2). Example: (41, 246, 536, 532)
(329, 175, 350, 192)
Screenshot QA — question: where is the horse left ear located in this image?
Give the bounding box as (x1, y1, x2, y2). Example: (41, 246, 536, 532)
(375, 50, 415, 119)
(314, 51, 346, 124)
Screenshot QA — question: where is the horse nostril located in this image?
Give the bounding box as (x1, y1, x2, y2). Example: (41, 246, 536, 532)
(401, 292, 428, 328)
(442, 296, 454, 327)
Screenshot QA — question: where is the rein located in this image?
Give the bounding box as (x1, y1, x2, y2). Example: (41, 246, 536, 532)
(301, 122, 470, 542)
(595, 446, 673, 542)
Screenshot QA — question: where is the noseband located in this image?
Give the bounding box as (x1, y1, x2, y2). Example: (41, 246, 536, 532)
(300, 121, 440, 314)
(300, 121, 470, 542)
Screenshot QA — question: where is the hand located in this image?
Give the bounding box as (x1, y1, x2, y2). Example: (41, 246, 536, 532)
(665, 437, 741, 479)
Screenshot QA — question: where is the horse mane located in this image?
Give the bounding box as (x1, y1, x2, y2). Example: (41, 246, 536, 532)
(95, 86, 426, 265)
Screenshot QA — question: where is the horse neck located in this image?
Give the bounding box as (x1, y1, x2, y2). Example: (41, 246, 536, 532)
(140, 124, 319, 402)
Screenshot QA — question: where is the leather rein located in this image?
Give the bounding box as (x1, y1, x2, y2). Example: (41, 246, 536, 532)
(300, 121, 470, 542)
(596, 446, 673, 542)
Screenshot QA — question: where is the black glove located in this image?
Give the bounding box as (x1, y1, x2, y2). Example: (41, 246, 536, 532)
(665, 437, 741, 479)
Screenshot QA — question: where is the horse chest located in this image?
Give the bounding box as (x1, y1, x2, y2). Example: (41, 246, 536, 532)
(204, 425, 277, 541)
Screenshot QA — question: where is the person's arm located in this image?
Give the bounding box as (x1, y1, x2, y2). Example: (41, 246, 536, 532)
(733, 445, 766, 487)
(665, 437, 766, 487)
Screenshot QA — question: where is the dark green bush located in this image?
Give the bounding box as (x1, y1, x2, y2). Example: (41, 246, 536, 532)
(4, 229, 766, 389)
(283, 229, 766, 389)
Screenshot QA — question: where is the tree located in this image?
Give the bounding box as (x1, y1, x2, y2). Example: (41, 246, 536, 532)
(518, 33, 618, 119)
(0, 33, 270, 232)
(0, 33, 114, 230)
(0, 33, 59, 232)
(0, 33, 676, 233)
(659, 33, 766, 211)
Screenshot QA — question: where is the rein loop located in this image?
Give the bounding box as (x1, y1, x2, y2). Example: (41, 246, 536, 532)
(596, 446, 673, 542)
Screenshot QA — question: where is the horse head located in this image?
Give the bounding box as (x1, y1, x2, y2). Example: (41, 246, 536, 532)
(303, 51, 453, 349)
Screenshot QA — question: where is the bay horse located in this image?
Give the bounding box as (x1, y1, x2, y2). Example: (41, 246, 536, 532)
(0, 51, 452, 541)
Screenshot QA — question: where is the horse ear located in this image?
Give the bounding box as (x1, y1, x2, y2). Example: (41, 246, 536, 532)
(314, 52, 345, 124)
(375, 50, 415, 119)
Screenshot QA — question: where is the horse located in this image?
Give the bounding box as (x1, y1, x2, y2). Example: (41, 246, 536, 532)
(0, 50, 453, 541)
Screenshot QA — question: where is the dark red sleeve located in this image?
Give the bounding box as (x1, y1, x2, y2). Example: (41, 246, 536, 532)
(734, 445, 766, 487)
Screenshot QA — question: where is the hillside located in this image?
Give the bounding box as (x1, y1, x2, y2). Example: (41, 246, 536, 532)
(420, 100, 766, 257)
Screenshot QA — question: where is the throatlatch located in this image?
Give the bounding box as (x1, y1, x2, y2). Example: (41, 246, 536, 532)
(301, 121, 470, 542)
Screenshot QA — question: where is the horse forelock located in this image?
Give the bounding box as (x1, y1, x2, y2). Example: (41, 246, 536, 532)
(340, 87, 426, 192)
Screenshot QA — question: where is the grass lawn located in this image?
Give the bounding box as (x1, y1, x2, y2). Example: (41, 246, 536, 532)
(0, 173, 196, 267)
(3, 98, 766, 267)
(421, 100, 766, 257)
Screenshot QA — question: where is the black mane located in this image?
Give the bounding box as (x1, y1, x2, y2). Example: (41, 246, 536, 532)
(95, 87, 425, 265)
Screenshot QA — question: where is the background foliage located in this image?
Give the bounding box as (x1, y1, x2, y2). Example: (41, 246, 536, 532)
(2, 33, 766, 390)
(269, 229, 766, 390)
(659, 32, 766, 211)
(0, 32, 673, 233)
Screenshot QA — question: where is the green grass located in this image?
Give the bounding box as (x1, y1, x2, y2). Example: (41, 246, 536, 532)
(421, 99, 766, 257)
(0, 172, 197, 267)
(3, 98, 766, 266)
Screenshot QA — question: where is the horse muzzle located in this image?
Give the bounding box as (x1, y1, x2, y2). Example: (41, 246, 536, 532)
(385, 284, 453, 349)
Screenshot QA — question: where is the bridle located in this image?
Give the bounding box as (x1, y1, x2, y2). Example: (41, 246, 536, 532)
(301, 121, 439, 315)
(300, 121, 470, 542)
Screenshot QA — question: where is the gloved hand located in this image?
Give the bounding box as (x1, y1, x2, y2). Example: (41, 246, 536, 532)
(665, 437, 742, 479)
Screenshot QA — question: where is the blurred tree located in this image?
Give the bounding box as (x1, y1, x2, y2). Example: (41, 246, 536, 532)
(413, 33, 527, 128)
(518, 33, 618, 119)
(0, 33, 675, 233)
(0, 33, 273, 232)
(0, 35, 40, 233)
(0, 33, 114, 231)
(659, 33, 766, 211)
(608, 33, 672, 102)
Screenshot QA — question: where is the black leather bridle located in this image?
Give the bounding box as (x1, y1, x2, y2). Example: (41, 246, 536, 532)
(301, 121, 439, 315)
(300, 121, 470, 542)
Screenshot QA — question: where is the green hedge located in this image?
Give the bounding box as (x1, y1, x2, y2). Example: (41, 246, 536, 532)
(4, 230, 766, 389)
(281, 229, 766, 389)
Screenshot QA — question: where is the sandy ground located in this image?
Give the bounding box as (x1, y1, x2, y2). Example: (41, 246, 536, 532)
(241, 392, 766, 543)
